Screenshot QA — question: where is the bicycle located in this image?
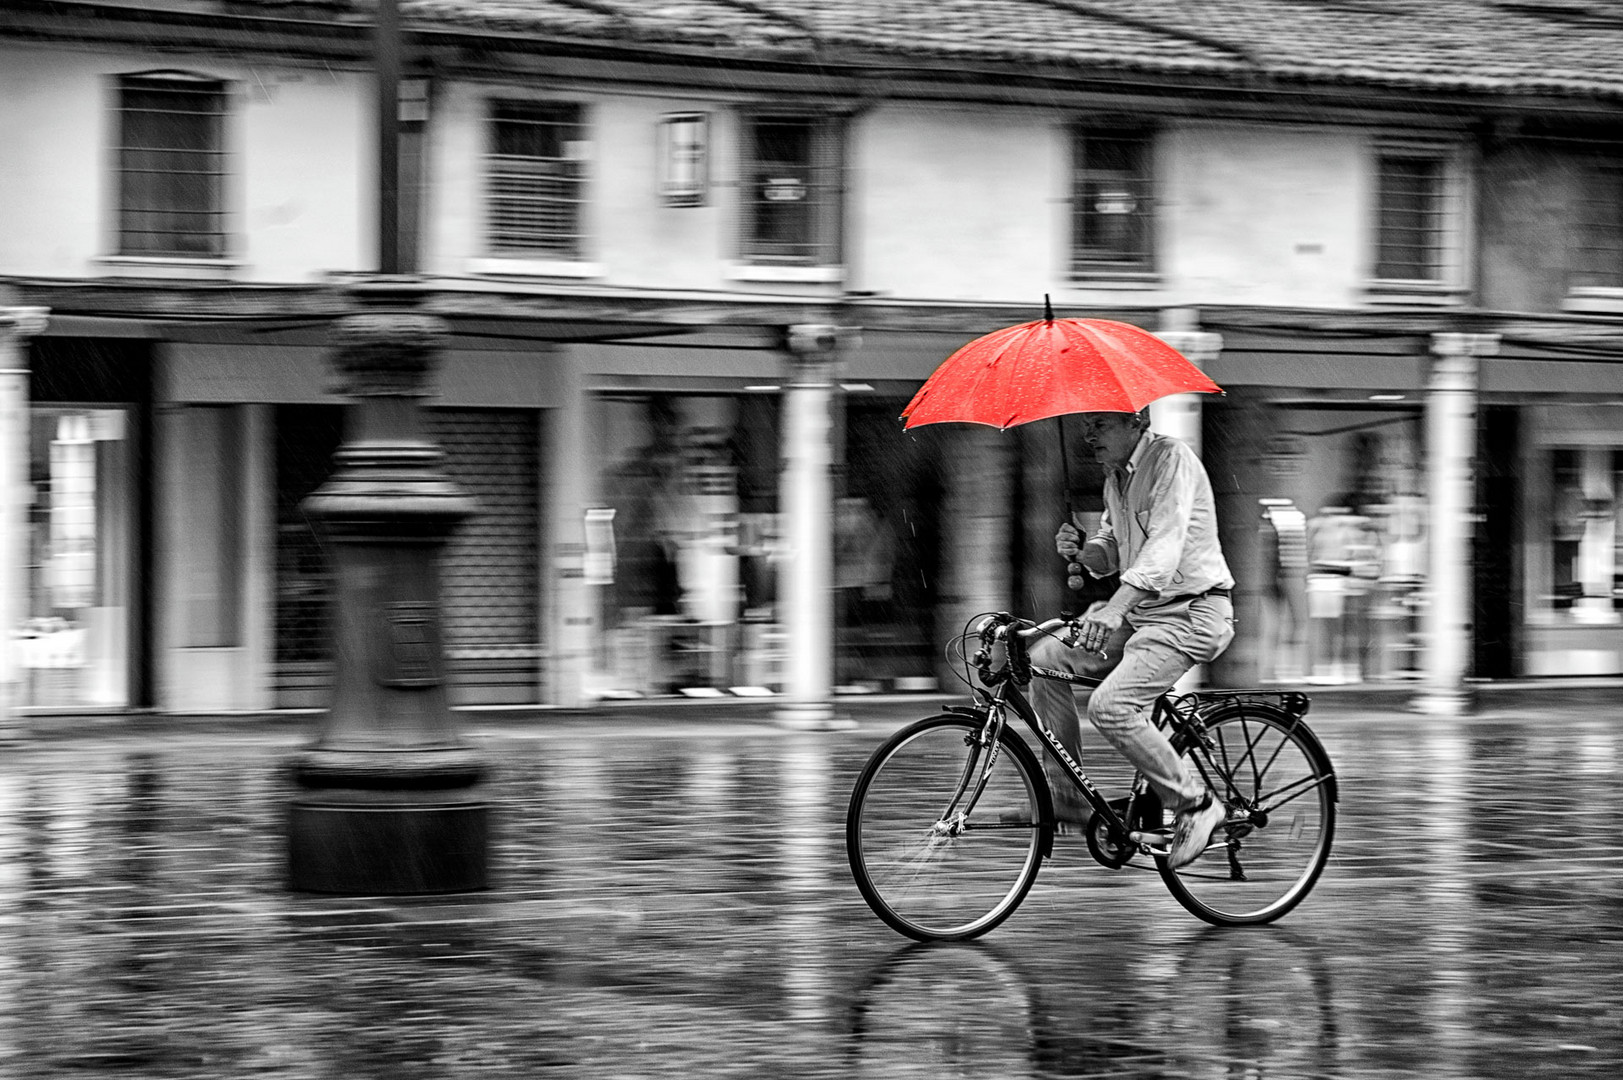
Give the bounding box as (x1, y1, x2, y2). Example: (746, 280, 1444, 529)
(845, 612, 1339, 941)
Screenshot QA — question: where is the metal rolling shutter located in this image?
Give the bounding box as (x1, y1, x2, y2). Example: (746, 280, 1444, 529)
(428, 409, 542, 704)
(273, 406, 542, 706)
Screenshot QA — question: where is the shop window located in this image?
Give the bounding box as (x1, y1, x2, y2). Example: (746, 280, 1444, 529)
(115, 71, 228, 257)
(739, 114, 843, 266)
(486, 100, 589, 259)
(1549, 447, 1622, 621)
(1069, 125, 1156, 279)
(20, 408, 135, 708)
(1368, 140, 1465, 291)
(1572, 158, 1623, 291)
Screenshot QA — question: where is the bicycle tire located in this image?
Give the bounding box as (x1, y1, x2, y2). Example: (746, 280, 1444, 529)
(846, 713, 1050, 941)
(1156, 705, 1337, 926)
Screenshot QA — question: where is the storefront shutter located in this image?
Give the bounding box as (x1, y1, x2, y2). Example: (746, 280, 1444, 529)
(273, 405, 541, 706)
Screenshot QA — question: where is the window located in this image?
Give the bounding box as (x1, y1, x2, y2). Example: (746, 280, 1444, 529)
(1371, 142, 1463, 285)
(741, 114, 843, 265)
(486, 100, 588, 258)
(116, 72, 228, 257)
(1573, 158, 1623, 291)
(1070, 126, 1155, 277)
(658, 112, 709, 207)
(1549, 447, 1622, 621)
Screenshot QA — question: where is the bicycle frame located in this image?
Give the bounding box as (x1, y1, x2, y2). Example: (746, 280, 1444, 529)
(961, 670, 1167, 857)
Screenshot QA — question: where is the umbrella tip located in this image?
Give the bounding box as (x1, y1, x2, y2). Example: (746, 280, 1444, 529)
(1043, 294, 1053, 322)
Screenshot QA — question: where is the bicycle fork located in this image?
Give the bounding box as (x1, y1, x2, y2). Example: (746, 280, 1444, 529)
(932, 706, 1009, 835)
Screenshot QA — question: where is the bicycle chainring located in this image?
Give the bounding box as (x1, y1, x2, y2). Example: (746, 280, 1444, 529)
(1085, 811, 1133, 870)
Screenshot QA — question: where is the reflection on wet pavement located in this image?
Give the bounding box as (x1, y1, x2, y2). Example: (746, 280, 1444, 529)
(1, 707, 1621, 1077)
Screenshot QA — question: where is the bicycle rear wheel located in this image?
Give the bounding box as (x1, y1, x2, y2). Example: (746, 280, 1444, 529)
(1157, 707, 1336, 926)
(846, 714, 1049, 941)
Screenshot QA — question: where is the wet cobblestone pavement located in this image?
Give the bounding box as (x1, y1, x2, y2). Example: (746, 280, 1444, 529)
(2, 696, 1621, 1078)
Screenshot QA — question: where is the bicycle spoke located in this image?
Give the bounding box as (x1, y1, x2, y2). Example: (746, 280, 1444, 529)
(1255, 773, 1332, 814)
(1158, 709, 1335, 926)
(847, 715, 1047, 941)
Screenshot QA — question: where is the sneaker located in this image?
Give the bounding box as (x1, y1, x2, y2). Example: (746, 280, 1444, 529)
(1167, 793, 1227, 868)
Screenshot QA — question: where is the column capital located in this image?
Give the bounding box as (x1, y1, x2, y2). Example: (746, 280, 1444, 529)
(1429, 331, 1500, 358)
(330, 311, 449, 397)
(1428, 331, 1496, 390)
(1155, 329, 1223, 365)
(785, 323, 861, 360)
(0, 306, 50, 340)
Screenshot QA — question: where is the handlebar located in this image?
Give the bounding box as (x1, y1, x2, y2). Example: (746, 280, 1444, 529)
(971, 612, 1107, 689)
(975, 613, 1076, 646)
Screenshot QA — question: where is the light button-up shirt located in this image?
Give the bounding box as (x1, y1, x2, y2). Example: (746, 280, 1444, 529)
(1083, 430, 1234, 601)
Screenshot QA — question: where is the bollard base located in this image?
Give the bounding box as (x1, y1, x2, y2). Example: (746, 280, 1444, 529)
(775, 702, 857, 731)
(288, 798, 489, 894)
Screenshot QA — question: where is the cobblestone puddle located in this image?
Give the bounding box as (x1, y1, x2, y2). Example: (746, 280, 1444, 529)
(1, 708, 1620, 1077)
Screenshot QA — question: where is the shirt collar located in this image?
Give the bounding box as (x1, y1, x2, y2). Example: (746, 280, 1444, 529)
(1112, 430, 1154, 483)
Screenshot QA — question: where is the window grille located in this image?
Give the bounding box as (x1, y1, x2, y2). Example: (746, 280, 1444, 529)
(1373, 147, 1456, 282)
(486, 100, 587, 258)
(1070, 126, 1155, 276)
(741, 114, 843, 265)
(116, 73, 228, 257)
(1574, 159, 1623, 290)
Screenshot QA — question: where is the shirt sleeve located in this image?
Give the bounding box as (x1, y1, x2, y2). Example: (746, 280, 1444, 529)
(1084, 505, 1120, 577)
(1119, 444, 1198, 594)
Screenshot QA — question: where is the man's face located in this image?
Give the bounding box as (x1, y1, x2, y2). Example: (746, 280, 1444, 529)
(1079, 412, 1143, 470)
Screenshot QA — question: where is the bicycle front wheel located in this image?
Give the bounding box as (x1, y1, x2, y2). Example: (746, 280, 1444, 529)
(1157, 707, 1337, 926)
(846, 714, 1049, 941)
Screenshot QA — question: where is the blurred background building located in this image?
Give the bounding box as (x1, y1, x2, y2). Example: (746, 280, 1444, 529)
(2, 0, 1621, 717)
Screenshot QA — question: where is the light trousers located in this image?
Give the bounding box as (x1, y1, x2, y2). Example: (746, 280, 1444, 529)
(1028, 594, 1235, 813)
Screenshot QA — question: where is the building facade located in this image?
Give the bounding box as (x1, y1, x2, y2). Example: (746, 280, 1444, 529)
(2, 0, 1622, 718)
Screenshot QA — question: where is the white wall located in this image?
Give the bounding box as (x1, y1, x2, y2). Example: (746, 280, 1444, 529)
(0, 45, 106, 276)
(423, 90, 1379, 309)
(428, 83, 736, 289)
(3, 39, 1386, 308)
(0, 42, 367, 282)
(854, 104, 1063, 303)
(1163, 122, 1370, 307)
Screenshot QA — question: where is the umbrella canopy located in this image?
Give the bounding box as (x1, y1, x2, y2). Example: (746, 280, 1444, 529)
(901, 314, 1222, 431)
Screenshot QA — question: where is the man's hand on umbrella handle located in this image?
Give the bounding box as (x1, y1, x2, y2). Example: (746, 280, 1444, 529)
(1055, 522, 1083, 559)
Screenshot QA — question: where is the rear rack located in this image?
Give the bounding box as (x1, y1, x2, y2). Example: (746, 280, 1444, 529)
(1174, 689, 1311, 721)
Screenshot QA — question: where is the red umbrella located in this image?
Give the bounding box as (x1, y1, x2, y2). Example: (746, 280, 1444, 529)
(901, 306, 1221, 431)
(900, 299, 1223, 507)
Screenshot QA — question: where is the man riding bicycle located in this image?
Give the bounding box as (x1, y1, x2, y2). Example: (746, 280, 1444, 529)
(1030, 408, 1235, 868)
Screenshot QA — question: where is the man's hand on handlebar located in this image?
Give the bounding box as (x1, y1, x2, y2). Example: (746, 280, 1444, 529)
(1070, 601, 1123, 658)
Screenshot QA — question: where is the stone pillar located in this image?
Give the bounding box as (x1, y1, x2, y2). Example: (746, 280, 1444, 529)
(1153, 328, 1223, 692)
(0, 307, 48, 741)
(1413, 331, 1498, 716)
(775, 324, 855, 731)
(1149, 330, 1222, 455)
(938, 426, 1014, 689)
(287, 288, 489, 892)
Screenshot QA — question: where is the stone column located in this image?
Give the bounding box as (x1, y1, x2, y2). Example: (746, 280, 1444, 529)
(0, 307, 48, 741)
(1413, 331, 1498, 717)
(775, 324, 855, 731)
(1149, 330, 1222, 455)
(938, 426, 1014, 689)
(1152, 328, 1222, 692)
(287, 288, 489, 892)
